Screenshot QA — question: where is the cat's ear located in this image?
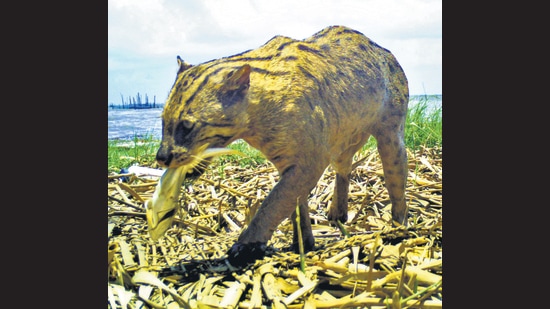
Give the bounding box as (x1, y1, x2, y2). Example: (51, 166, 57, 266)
(222, 64, 251, 92)
(219, 65, 250, 108)
(176, 56, 193, 74)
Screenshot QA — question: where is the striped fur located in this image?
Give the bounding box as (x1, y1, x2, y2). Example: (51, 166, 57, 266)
(156, 25, 409, 265)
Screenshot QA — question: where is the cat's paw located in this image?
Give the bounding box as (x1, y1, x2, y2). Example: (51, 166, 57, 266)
(327, 209, 348, 225)
(226, 242, 267, 267)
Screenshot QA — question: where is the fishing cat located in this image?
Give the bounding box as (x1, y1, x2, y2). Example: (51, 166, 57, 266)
(156, 25, 409, 266)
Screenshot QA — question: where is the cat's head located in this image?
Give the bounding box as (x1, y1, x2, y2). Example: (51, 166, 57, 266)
(156, 56, 251, 168)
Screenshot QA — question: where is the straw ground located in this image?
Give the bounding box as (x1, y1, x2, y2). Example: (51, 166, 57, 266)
(108, 144, 442, 308)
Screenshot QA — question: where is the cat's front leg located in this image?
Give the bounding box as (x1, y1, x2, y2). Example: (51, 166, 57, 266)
(226, 164, 322, 266)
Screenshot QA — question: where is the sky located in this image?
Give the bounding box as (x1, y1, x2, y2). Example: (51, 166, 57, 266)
(108, 0, 442, 105)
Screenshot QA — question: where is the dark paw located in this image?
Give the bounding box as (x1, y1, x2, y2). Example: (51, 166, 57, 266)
(327, 210, 348, 225)
(392, 214, 408, 227)
(226, 242, 267, 267)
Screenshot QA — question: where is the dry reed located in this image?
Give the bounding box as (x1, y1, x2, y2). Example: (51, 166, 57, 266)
(108, 146, 442, 308)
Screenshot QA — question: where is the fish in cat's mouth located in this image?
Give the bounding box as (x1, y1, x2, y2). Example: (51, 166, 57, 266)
(146, 146, 244, 241)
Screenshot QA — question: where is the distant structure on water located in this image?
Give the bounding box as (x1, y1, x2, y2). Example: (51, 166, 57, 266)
(109, 92, 164, 109)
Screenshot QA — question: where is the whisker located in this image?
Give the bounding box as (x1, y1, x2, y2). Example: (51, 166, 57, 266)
(186, 155, 203, 170)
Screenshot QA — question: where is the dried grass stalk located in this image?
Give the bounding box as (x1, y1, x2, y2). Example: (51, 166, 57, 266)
(107, 146, 443, 308)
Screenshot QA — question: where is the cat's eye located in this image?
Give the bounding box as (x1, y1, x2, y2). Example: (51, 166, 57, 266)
(182, 119, 193, 129)
(174, 120, 195, 145)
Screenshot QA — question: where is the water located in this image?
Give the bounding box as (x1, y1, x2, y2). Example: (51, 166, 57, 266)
(409, 94, 442, 114)
(108, 108, 163, 140)
(107, 95, 441, 140)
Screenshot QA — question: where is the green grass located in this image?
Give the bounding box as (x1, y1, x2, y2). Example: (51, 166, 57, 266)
(108, 133, 159, 173)
(225, 140, 266, 166)
(108, 96, 442, 172)
(403, 95, 442, 149)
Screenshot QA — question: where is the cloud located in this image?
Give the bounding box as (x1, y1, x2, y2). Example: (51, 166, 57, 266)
(108, 0, 442, 103)
(109, 0, 441, 57)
